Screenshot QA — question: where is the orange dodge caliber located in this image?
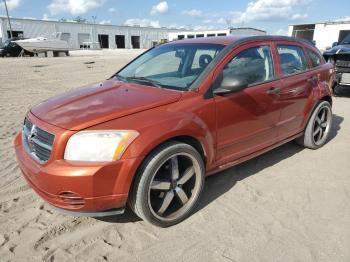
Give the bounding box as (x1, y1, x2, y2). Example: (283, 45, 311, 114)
(14, 36, 334, 227)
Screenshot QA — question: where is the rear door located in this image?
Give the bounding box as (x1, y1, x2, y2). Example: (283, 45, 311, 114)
(274, 43, 315, 139)
(213, 42, 282, 165)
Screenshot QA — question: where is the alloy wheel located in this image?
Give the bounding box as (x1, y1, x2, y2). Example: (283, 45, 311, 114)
(312, 105, 331, 146)
(148, 153, 202, 221)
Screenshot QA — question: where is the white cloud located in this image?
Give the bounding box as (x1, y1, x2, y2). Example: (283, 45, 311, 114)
(124, 18, 161, 28)
(167, 23, 191, 30)
(226, 0, 310, 24)
(274, 28, 288, 35)
(182, 9, 202, 18)
(108, 7, 116, 12)
(217, 18, 226, 24)
(150, 1, 169, 15)
(193, 25, 215, 31)
(42, 13, 58, 21)
(99, 19, 111, 24)
(334, 16, 350, 22)
(48, 0, 105, 15)
(0, 0, 21, 10)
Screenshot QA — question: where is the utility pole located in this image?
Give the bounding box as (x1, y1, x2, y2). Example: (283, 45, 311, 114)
(3, 0, 13, 38)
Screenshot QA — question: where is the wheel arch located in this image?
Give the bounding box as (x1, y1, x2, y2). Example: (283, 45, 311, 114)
(127, 135, 207, 196)
(320, 95, 332, 106)
(302, 95, 332, 131)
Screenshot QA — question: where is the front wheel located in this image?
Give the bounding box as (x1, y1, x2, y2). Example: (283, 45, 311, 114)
(129, 142, 205, 227)
(296, 101, 332, 149)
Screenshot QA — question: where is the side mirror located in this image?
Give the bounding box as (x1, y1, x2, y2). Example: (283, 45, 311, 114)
(213, 75, 248, 95)
(332, 42, 338, 48)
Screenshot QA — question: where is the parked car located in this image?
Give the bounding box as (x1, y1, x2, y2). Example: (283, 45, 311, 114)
(323, 33, 350, 95)
(0, 38, 34, 57)
(14, 35, 334, 227)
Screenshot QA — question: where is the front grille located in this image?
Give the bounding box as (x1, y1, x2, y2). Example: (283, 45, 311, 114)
(22, 118, 55, 163)
(336, 60, 350, 68)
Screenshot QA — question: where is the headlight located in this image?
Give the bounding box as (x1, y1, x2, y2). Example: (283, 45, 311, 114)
(64, 130, 139, 162)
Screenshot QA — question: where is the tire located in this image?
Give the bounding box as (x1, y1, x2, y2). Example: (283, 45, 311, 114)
(129, 142, 205, 227)
(296, 101, 332, 149)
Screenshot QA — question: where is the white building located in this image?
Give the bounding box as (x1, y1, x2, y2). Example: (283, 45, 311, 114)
(0, 17, 181, 49)
(168, 27, 266, 41)
(0, 17, 267, 50)
(289, 21, 350, 51)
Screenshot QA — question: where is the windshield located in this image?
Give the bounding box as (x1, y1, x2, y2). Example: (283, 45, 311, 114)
(115, 43, 224, 91)
(341, 34, 350, 45)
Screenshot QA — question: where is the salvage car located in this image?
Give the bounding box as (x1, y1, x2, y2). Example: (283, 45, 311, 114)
(14, 36, 334, 227)
(323, 33, 350, 94)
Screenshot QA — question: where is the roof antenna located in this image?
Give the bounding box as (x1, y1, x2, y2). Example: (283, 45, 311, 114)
(3, 0, 13, 38)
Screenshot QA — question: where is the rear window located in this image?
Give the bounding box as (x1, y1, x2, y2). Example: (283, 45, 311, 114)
(307, 49, 322, 68)
(277, 45, 308, 76)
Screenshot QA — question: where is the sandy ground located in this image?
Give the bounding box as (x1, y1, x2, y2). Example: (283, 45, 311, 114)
(0, 52, 350, 262)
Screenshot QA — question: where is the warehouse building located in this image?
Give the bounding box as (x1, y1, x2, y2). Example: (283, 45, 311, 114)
(168, 27, 266, 41)
(0, 17, 267, 50)
(0, 17, 181, 49)
(288, 20, 350, 51)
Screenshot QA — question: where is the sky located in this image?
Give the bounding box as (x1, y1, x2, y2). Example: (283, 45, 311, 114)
(0, 0, 350, 34)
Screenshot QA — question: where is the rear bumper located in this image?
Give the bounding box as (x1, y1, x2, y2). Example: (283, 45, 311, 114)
(14, 132, 141, 213)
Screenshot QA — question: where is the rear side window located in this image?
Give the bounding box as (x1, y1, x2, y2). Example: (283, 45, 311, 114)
(307, 49, 322, 68)
(277, 45, 307, 76)
(222, 45, 274, 86)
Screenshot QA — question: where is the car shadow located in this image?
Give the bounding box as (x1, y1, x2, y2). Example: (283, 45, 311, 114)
(328, 113, 343, 141)
(195, 113, 343, 214)
(97, 114, 343, 224)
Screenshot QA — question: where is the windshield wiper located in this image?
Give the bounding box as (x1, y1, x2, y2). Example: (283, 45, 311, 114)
(112, 74, 127, 82)
(126, 76, 163, 88)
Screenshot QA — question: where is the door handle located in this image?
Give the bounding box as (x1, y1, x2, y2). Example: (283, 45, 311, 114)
(266, 87, 281, 95)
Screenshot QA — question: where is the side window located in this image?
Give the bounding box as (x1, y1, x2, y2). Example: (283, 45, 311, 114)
(277, 45, 307, 76)
(222, 45, 274, 86)
(307, 49, 322, 68)
(191, 49, 218, 71)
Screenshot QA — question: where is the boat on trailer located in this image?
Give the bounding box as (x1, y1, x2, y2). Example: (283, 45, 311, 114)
(14, 33, 70, 54)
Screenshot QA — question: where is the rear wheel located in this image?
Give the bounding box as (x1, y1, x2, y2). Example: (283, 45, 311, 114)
(129, 142, 205, 227)
(296, 101, 332, 149)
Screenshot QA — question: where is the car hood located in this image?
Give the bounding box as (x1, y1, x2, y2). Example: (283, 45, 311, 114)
(31, 80, 182, 131)
(323, 44, 350, 55)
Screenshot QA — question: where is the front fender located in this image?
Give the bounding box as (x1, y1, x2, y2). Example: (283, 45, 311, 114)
(87, 97, 217, 195)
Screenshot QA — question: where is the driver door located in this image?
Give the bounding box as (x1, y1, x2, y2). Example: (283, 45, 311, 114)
(213, 43, 282, 165)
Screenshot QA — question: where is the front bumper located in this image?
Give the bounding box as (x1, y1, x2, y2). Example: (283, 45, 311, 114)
(335, 71, 350, 87)
(14, 129, 141, 214)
